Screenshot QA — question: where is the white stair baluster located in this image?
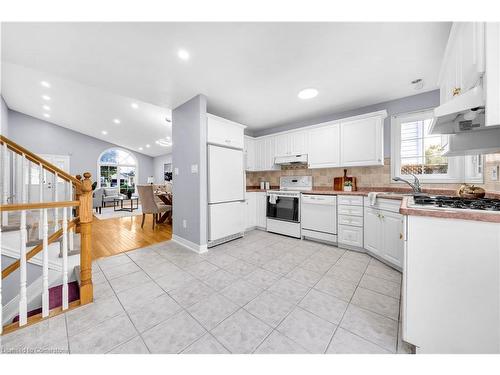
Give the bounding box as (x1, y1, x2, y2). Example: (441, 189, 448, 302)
(62, 207, 69, 310)
(2, 142, 9, 224)
(68, 182, 74, 251)
(54, 172, 59, 231)
(38, 162, 43, 239)
(18, 154, 28, 326)
(41, 208, 49, 317)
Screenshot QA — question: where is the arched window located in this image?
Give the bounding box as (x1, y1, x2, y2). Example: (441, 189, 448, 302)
(98, 148, 138, 194)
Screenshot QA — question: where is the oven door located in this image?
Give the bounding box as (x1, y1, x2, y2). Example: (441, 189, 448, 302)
(266, 195, 299, 223)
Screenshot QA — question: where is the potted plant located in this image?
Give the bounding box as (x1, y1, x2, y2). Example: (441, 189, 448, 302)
(344, 180, 353, 192)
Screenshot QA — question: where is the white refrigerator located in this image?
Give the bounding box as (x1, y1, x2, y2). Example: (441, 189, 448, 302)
(207, 144, 245, 245)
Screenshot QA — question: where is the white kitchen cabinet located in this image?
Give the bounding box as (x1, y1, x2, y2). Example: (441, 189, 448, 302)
(254, 136, 278, 171)
(485, 22, 500, 127)
(255, 192, 267, 228)
(363, 202, 404, 269)
(207, 114, 245, 149)
(363, 207, 382, 256)
(337, 195, 363, 250)
(338, 225, 363, 248)
(275, 130, 308, 157)
(403, 215, 500, 353)
(307, 123, 340, 169)
(244, 136, 256, 171)
(439, 22, 486, 105)
(244, 192, 257, 229)
(340, 116, 384, 167)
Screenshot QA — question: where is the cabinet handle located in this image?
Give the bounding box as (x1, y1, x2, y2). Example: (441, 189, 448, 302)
(400, 233, 403, 240)
(225, 139, 231, 144)
(452, 87, 461, 96)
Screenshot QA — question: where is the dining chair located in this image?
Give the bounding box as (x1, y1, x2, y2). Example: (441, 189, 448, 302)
(137, 185, 172, 229)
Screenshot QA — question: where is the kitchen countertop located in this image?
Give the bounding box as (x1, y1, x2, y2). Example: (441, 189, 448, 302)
(246, 186, 500, 222)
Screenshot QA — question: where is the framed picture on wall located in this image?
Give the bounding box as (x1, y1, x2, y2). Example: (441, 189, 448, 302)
(164, 163, 172, 181)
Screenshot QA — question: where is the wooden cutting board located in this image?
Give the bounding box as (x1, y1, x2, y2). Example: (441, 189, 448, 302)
(334, 169, 357, 191)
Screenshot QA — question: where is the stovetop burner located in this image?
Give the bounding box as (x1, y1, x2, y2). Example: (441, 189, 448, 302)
(413, 195, 500, 211)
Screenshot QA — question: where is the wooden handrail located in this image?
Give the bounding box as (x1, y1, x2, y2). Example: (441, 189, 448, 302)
(0, 200, 80, 212)
(0, 135, 81, 185)
(1, 218, 79, 279)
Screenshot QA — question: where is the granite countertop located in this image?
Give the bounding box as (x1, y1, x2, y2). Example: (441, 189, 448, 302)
(246, 186, 500, 223)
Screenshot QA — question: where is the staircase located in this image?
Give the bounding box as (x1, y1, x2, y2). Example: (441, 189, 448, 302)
(0, 135, 94, 335)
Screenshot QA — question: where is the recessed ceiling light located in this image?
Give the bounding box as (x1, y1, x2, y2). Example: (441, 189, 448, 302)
(298, 88, 318, 100)
(177, 49, 190, 61)
(131, 103, 139, 109)
(155, 138, 172, 147)
(40, 81, 51, 88)
(138, 147, 143, 151)
(43, 113, 50, 118)
(42, 105, 51, 111)
(101, 130, 108, 135)
(146, 144, 151, 148)
(42, 95, 51, 101)
(113, 118, 121, 124)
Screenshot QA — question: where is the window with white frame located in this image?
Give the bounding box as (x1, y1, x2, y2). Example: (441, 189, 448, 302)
(98, 148, 138, 194)
(391, 110, 483, 183)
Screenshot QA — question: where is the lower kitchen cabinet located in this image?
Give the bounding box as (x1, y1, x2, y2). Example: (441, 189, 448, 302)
(338, 225, 363, 248)
(363, 205, 404, 269)
(245, 191, 267, 230)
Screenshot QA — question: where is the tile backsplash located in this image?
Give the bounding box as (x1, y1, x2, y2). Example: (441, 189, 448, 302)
(246, 155, 500, 191)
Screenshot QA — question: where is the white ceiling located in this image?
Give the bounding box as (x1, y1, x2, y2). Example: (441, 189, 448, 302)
(1, 22, 450, 142)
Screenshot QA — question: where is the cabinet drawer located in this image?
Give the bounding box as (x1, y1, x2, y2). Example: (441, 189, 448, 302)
(338, 205, 363, 216)
(338, 214, 363, 227)
(338, 225, 363, 247)
(338, 195, 363, 206)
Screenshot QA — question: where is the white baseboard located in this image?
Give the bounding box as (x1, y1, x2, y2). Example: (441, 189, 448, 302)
(172, 234, 208, 254)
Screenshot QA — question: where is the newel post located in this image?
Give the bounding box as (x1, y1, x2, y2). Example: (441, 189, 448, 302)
(79, 172, 93, 305)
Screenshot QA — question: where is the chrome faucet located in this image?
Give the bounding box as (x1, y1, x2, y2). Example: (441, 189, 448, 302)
(393, 174, 422, 194)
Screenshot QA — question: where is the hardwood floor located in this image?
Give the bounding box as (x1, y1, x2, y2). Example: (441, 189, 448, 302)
(91, 214, 172, 260)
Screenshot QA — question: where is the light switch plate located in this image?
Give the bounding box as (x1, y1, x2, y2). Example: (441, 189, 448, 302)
(174, 168, 179, 175)
(191, 164, 198, 174)
(492, 165, 499, 181)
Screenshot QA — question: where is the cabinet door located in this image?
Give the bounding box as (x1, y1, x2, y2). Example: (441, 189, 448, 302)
(254, 138, 264, 171)
(290, 131, 308, 155)
(340, 117, 383, 166)
(244, 136, 255, 171)
(245, 192, 257, 229)
(338, 225, 363, 248)
(307, 123, 340, 168)
(207, 115, 245, 149)
(263, 136, 278, 170)
(256, 192, 267, 228)
(275, 133, 290, 156)
(364, 207, 382, 256)
(380, 211, 404, 268)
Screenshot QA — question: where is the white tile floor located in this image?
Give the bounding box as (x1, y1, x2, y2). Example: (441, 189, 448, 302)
(0, 230, 413, 354)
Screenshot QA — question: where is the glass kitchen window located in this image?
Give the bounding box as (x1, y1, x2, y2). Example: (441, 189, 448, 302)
(392, 110, 483, 183)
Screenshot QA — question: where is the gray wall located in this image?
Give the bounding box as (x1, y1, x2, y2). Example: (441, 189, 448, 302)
(153, 153, 172, 183)
(7, 110, 154, 184)
(252, 90, 440, 158)
(172, 95, 207, 247)
(0, 95, 8, 136)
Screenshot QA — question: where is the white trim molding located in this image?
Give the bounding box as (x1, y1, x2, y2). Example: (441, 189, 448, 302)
(172, 234, 208, 254)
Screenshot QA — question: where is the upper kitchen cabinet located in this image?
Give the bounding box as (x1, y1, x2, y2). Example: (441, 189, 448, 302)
(254, 136, 278, 171)
(307, 122, 340, 168)
(438, 23, 485, 105)
(339, 111, 386, 167)
(275, 130, 309, 156)
(207, 114, 246, 149)
(244, 136, 256, 171)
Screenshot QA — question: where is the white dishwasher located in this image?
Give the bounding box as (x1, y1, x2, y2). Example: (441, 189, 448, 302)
(300, 194, 337, 243)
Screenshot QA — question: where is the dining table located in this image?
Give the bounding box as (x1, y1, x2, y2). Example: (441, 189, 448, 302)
(155, 192, 172, 224)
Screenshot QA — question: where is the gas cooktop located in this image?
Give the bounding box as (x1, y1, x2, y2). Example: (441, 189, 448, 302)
(412, 195, 500, 211)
